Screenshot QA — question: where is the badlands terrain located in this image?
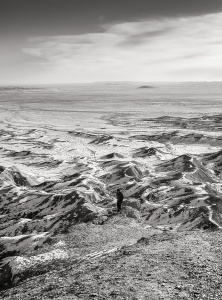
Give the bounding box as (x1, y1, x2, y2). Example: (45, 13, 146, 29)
(1, 82, 222, 299)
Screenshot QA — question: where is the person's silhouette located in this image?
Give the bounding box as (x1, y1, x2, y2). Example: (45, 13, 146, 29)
(116, 189, 124, 212)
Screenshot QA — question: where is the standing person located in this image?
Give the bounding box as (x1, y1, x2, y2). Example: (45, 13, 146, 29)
(116, 189, 124, 212)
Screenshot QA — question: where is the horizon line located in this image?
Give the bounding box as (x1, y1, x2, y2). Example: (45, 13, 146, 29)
(1, 80, 222, 87)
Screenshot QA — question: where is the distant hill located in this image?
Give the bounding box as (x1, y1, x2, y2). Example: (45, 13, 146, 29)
(138, 85, 155, 89)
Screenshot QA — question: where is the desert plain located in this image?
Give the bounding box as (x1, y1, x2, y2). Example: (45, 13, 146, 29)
(1, 82, 222, 299)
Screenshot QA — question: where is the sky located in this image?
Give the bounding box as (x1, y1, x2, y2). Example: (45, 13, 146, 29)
(1, 0, 222, 84)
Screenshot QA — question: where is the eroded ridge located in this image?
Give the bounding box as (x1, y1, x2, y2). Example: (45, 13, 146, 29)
(1, 114, 222, 298)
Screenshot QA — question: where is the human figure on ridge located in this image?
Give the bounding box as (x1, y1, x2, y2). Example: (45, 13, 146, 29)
(116, 189, 124, 212)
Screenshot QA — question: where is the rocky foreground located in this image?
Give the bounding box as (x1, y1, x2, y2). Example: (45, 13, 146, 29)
(1, 224, 222, 299)
(1, 113, 222, 299)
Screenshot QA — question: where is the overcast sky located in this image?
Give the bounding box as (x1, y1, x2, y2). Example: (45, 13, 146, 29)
(1, 0, 222, 84)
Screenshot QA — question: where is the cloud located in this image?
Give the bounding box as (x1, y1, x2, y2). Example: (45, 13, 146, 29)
(23, 12, 222, 82)
(118, 28, 173, 46)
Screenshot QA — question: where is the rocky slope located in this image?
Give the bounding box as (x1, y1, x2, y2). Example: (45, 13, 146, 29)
(1, 113, 222, 297)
